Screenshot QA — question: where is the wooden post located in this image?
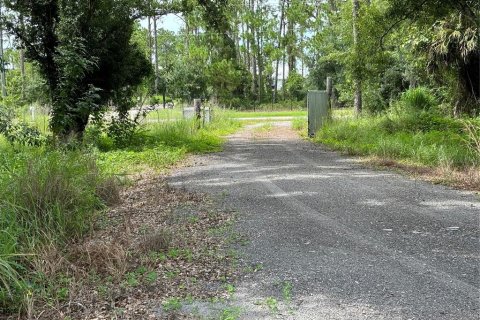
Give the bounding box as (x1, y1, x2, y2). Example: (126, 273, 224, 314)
(326, 77, 332, 98)
(326, 77, 333, 109)
(194, 99, 201, 128)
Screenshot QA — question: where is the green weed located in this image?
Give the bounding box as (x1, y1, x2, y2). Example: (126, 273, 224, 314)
(162, 297, 182, 312)
(145, 271, 158, 284)
(282, 281, 293, 302)
(220, 306, 242, 320)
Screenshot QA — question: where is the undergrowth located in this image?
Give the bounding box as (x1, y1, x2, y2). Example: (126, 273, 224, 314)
(0, 111, 241, 314)
(0, 146, 109, 312)
(316, 109, 480, 169)
(96, 112, 241, 175)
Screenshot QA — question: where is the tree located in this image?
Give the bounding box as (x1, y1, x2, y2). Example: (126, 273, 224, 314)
(5, 0, 152, 139)
(384, 0, 479, 114)
(352, 0, 362, 114)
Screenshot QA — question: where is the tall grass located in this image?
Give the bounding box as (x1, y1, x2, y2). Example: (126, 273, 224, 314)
(1, 148, 103, 242)
(0, 255, 23, 301)
(97, 114, 241, 175)
(0, 145, 109, 311)
(316, 111, 480, 168)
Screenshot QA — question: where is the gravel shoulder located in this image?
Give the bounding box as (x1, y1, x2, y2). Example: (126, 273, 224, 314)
(169, 122, 480, 320)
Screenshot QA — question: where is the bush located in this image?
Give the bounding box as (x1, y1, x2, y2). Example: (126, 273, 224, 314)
(149, 95, 173, 106)
(285, 72, 307, 101)
(400, 87, 437, 111)
(107, 117, 147, 149)
(0, 108, 45, 146)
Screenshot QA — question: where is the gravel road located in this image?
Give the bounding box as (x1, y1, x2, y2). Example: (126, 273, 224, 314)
(169, 122, 479, 320)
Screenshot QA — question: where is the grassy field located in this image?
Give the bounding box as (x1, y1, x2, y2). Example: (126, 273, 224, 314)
(143, 108, 183, 121)
(0, 112, 241, 314)
(142, 107, 307, 122)
(227, 110, 307, 118)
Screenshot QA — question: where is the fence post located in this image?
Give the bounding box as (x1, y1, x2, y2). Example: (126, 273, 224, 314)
(194, 99, 201, 128)
(326, 77, 333, 108)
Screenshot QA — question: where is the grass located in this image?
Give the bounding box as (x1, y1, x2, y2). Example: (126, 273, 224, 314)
(315, 108, 480, 189)
(254, 123, 274, 133)
(0, 110, 241, 314)
(142, 107, 307, 121)
(143, 108, 183, 121)
(0, 145, 109, 311)
(162, 297, 182, 312)
(97, 111, 241, 175)
(227, 110, 307, 118)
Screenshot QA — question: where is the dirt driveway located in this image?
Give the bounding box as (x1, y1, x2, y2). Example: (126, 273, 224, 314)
(169, 122, 480, 320)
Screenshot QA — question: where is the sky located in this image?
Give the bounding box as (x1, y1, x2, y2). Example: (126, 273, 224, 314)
(140, 14, 184, 33)
(140, 13, 298, 80)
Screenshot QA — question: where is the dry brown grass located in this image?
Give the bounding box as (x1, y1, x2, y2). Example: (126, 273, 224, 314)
(366, 157, 480, 192)
(139, 229, 173, 253)
(95, 176, 122, 206)
(30, 243, 68, 278)
(70, 240, 127, 278)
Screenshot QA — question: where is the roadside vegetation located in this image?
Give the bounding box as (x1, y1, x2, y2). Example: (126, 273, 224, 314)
(0, 111, 240, 316)
(313, 89, 480, 190)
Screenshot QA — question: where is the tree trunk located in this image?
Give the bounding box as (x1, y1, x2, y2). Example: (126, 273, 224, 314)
(257, 30, 263, 103)
(163, 89, 166, 109)
(0, 3, 6, 98)
(147, 16, 152, 63)
(153, 16, 159, 94)
(19, 14, 26, 100)
(273, 0, 285, 103)
(250, 0, 257, 101)
(300, 29, 304, 77)
(282, 18, 286, 100)
(352, 0, 362, 114)
(286, 0, 296, 74)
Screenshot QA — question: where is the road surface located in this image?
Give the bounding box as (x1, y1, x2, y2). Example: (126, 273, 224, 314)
(169, 122, 479, 320)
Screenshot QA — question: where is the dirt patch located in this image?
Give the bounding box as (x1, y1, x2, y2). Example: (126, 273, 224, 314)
(29, 173, 238, 319)
(230, 122, 300, 141)
(365, 157, 480, 193)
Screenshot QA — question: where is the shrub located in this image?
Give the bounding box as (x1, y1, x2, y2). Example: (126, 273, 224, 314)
(0, 108, 45, 146)
(149, 95, 173, 106)
(400, 87, 437, 111)
(107, 117, 147, 149)
(285, 72, 307, 101)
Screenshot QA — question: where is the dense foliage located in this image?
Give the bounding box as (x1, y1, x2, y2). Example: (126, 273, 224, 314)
(4, 0, 152, 138)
